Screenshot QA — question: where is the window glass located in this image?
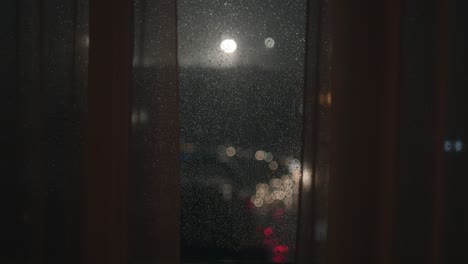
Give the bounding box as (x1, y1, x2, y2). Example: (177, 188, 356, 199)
(178, 0, 307, 262)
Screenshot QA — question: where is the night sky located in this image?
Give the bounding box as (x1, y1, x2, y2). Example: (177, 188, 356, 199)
(178, 0, 307, 71)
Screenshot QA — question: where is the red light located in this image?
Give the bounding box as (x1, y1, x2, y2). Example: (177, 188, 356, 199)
(263, 227, 273, 237)
(274, 245, 289, 254)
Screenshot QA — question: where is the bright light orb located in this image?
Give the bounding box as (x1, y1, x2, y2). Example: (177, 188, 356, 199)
(220, 39, 237, 53)
(264, 37, 275, 48)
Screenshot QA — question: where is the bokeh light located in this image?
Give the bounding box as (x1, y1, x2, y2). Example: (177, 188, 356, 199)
(269, 161, 279, 170)
(270, 178, 281, 188)
(255, 150, 266, 160)
(226, 146, 236, 157)
(254, 197, 264, 207)
(264, 37, 275, 48)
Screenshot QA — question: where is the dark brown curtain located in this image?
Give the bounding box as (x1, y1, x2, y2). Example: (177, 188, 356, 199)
(324, 0, 467, 263)
(3, 0, 88, 263)
(84, 0, 133, 263)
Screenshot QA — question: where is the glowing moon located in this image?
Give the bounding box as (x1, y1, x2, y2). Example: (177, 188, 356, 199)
(220, 39, 237, 53)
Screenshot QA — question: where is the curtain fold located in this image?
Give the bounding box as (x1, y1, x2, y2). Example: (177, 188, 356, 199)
(326, 0, 465, 263)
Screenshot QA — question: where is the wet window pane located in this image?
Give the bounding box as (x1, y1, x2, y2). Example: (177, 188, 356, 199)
(178, 0, 307, 262)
